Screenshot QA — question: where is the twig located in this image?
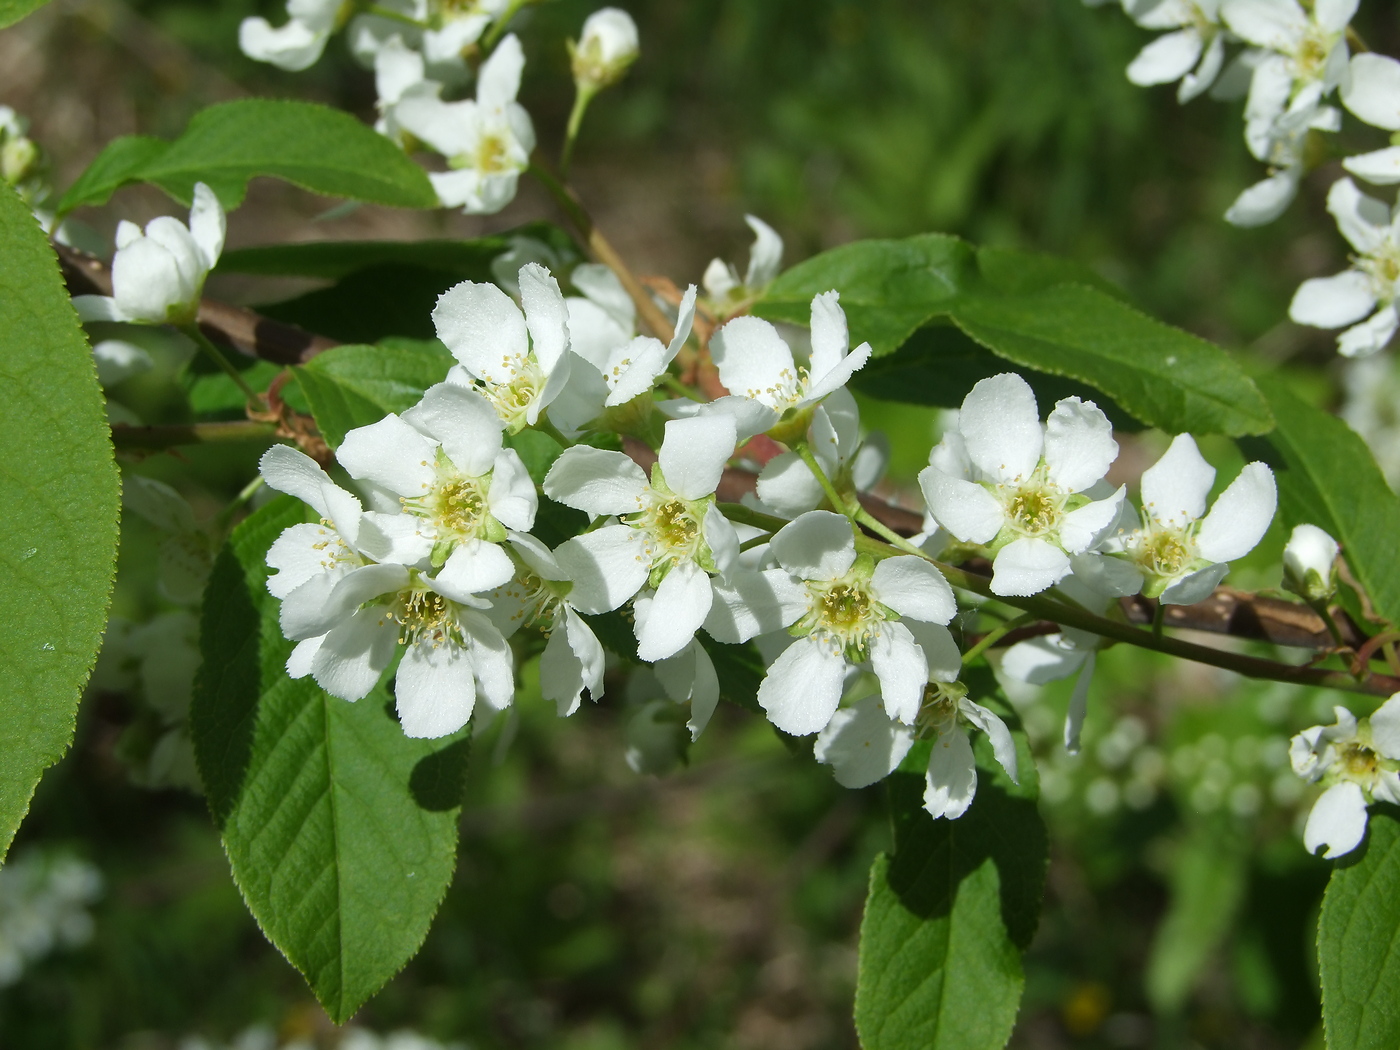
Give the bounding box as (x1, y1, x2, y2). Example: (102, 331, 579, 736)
(110, 421, 278, 449)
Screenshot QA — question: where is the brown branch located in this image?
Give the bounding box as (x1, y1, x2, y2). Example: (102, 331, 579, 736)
(110, 421, 278, 449)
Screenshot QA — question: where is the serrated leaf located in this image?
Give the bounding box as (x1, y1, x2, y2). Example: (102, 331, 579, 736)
(855, 680, 1046, 1050)
(0, 0, 52, 28)
(191, 497, 467, 1022)
(0, 183, 120, 859)
(1318, 807, 1400, 1050)
(1254, 377, 1400, 627)
(57, 100, 437, 214)
(950, 284, 1273, 436)
(293, 341, 454, 448)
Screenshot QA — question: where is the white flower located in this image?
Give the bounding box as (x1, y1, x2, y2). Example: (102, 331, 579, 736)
(1225, 100, 1339, 227)
(1290, 178, 1400, 358)
(1123, 0, 1228, 103)
(703, 214, 784, 308)
(72, 183, 225, 326)
(542, 415, 741, 662)
(0, 105, 39, 187)
(259, 445, 514, 737)
(1283, 523, 1339, 601)
(754, 387, 888, 518)
(917, 373, 1126, 597)
(1338, 54, 1400, 183)
(373, 35, 437, 144)
(395, 34, 535, 213)
(484, 532, 605, 717)
(1290, 696, 1400, 857)
(654, 638, 720, 741)
(431, 262, 573, 432)
(239, 0, 348, 71)
(748, 510, 959, 736)
(1222, 0, 1355, 120)
(708, 290, 872, 439)
(814, 686, 1017, 820)
(1116, 433, 1276, 604)
(334, 381, 537, 599)
(571, 8, 640, 91)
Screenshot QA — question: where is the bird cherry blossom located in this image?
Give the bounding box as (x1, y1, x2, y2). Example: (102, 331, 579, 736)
(1222, 0, 1356, 122)
(72, 183, 224, 326)
(239, 0, 348, 72)
(1111, 433, 1276, 604)
(1290, 178, 1400, 358)
(1291, 696, 1400, 857)
(754, 388, 889, 519)
(542, 415, 741, 662)
(570, 8, 640, 92)
(1339, 54, 1400, 183)
(703, 214, 784, 313)
(917, 373, 1125, 597)
(1282, 523, 1339, 601)
(1123, 0, 1228, 103)
(431, 262, 573, 432)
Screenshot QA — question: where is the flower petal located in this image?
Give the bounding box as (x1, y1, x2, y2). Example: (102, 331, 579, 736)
(554, 525, 650, 613)
(543, 446, 648, 516)
(1141, 433, 1215, 527)
(755, 452, 823, 518)
(704, 503, 740, 578)
(808, 291, 849, 382)
(960, 373, 1043, 483)
(487, 448, 538, 532)
(395, 640, 476, 738)
(770, 510, 856, 581)
(1305, 781, 1370, 858)
(990, 537, 1071, 597)
(283, 562, 407, 640)
(1343, 147, 1400, 185)
(636, 561, 713, 663)
(960, 698, 1019, 783)
(1001, 634, 1088, 685)
(870, 621, 928, 725)
(705, 567, 807, 642)
(1343, 53, 1400, 130)
(924, 727, 978, 820)
(871, 556, 956, 625)
(188, 183, 226, 270)
(1327, 177, 1390, 255)
(658, 415, 736, 501)
(1059, 487, 1126, 554)
(1224, 169, 1299, 228)
(402, 382, 502, 477)
(757, 636, 847, 736)
(813, 695, 913, 789)
(1063, 651, 1096, 753)
(267, 522, 346, 599)
(311, 607, 398, 701)
(518, 261, 570, 374)
(1339, 304, 1400, 358)
(477, 32, 524, 110)
(918, 466, 1004, 544)
(1196, 462, 1277, 563)
(1289, 270, 1378, 328)
(1160, 562, 1229, 605)
(432, 278, 528, 384)
(1044, 397, 1117, 493)
(709, 316, 795, 408)
(1369, 693, 1400, 759)
(743, 214, 784, 289)
(433, 539, 515, 600)
(905, 620, 962, 683)
(1127, 28, 1203, 86)
(337, 414, 438, 498)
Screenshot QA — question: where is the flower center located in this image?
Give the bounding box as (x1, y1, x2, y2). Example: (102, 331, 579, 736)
(500, 571, 563, 634)
(1360, 246, 1400, 298)
(312, 522, 359, 571)
(1340, 741, 1380, 780)
(1003, 482, 1063, 537)
(799, 576, 885, 660)
(391, 584, 461, 648)
(481, 354, 544, 430)
(1138, 524, 1195, 578)
(741, 364, 807, 411)
(915, 682, 968, 738)
(426, 473, 490, 541)
(1294, 25, 1336, 79)
(475, 133, 511, 174)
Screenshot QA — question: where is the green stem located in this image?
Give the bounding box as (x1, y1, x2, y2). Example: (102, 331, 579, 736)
(739, 532, 774, 553)
(482, 0, 529, 50)
(179, 324, 261, 407)
(854, 507, 926, 557)
(1152, 601, 1165, 642)
(214, 475, 265, 533)
(1310, 598, 1348, 649)
(535, 416, 576, 449)
(961, 612, 1037, 666)
(364, 3, 427, 28)
(714, 501, 1397, 699)
(794, 443, 853, 521)
(658, 373, 704, 402)
(560, 86, 596, 179)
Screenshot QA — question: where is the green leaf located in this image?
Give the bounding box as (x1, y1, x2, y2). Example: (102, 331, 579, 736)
(1253, 377, 1400, 627)
(1145, 821, 1248, 1013)
(949, 284, 1273, 437)
(0, 184, 120, 859)
(57, 100, 437, 214)
(293, 341, 454, 448)
(697, 636, 765, 716)
(0, 0, 52, 28)
(191, 497, 468, 1021)
(855, 684, 1046, 1050)
(1318, 807, 1400, 1050)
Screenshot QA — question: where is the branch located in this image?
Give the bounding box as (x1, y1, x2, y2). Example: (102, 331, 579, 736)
(110, 421, 278, 449)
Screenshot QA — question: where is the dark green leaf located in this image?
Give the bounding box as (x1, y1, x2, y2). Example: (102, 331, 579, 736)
(855, 682, 1046, 1050)
(191, 497, 468, 1021)
(950, 284, 1273, 436)
(0, 184, 120, 858)
(1254, 377, 1400, 627)
(293, 341, 453, 448)
(1319, 807, 1400, 1050)
(57, 100, 437, 213)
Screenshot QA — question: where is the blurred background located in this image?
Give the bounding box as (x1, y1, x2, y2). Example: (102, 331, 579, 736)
(4, 0, 1398, 1046)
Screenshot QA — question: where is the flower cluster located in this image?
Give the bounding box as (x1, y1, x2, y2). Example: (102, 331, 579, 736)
(1290, 694, 1400, 857)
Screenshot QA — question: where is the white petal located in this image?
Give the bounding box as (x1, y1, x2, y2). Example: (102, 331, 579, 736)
(959, 373, 1043, 483)
(540, 613, 586, 717)
(1059, 487, 1127, 554)
(666, 284, 699, 362)
(357, 511, 434, 566)
(566, 296, 632, 369)
(542, 446, 648, 516)
(518, 262, 570, 374)
(757, 636, 847, 736)
(1067, 550, 1144, 598)
(553, 525, 650, 613)
(573, 262, 635, 330)
(1339, 304, 1400, 358)
(286, 634, 326, 679)
(905, 620, 962, 683)
(1044, 397, 1117, 493)
(991, 537, 1071, 597)
(770, 510, 856, 581)
(238, 14, 328, 71)
(813, 695, 913, 789)
(871, 556, 956, 625)
(870, 621, 928, 725)
(1141, 433, 1215, 527)
(802, 340, 871, 404)
(395, 640, 476, 738)
(311, 608, 398, 701)
(486, 448, 538, 532)
(709, 316, 794, 408)
(72, 296, 125, 322)
(1289, 270, 1378, 328)
(743, 214, 784, 289)
(267, 522, 343, 599)
(1224, 169, 1299, 227)
(433, 539, 515, 600)
(635, 561, 713, 663)
(1196, 462, 1277, 563)
(960, 699, 1019, 783)
(337, 414, 438, 497)
(402, 382, 502, 477)
(658, 415, 736, 501)
(1315, 0, 1358, 34)
(460, 609, 515, 711)
(1343, 147, 1400, 185)
(1160, 562, 1230, 605)
(1179, 30, 1226, 101)
(188, 183, 225, 270)
(656, 640, 720, 740)
(284, 562, 408, 640)
(754, 453, 823, 517)
(1343, 53, 1400, 130)
(808, 291, 849, 382)
(476, 32, 523, 110)
(601, 335, 669, 407)
(1305, 781, 1370, 858)
(1063, 651, 1096, 753)
(1283, 523, 1339, 581)
(259, 445, 363, 544)
(1222, 0, 1304, 50)
(1368, 694, 1400, 759)
(923, 727, 978, 820)
(432, 279, 528, 384)
(918, 466, 1004, 544)
(1001, 633, 1087, 684)
(704, 567, 807, 643)
(1127, 29, 1203, 86)
(703, 503, 740, 577)
(1327, 177, 1390, 254)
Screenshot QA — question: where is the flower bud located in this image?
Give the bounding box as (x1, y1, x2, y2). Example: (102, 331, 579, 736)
(1, 134, 39, 187)
(570, 8, 639, 93)
(1283, 523, 1339, 602)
